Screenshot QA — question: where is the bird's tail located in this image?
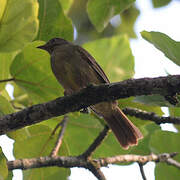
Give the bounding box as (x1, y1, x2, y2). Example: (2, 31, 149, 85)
(104, 106, 143, 149)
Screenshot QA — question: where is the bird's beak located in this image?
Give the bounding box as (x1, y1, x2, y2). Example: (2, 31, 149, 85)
(37, 45, 47, 50)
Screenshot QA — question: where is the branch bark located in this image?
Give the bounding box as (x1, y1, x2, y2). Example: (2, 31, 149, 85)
(1, 75, 180, 135)
(50, 115, 68, 157)
(7, 153, 179, 171)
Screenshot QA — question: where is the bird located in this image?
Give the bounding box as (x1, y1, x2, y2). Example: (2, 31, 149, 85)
(37, 38, 143, 149)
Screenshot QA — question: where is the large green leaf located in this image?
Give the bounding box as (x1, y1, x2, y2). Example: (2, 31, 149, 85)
(37, 0, 73, 41)
(0, 147, 8, 180)
(150, 130, 180, 180)
(0, 52, 17, 90)
(0, 0, 39, 52)
(10, 41, 63, 104)
(9, 125, 70, 180)
(83, 35, 134, 82)
(141, 31, 180, 66)
(87, 0, 135, 32)
(63, 113, 133, 157)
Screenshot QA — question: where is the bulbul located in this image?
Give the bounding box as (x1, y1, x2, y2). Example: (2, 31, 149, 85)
(37, 38, 143, 149)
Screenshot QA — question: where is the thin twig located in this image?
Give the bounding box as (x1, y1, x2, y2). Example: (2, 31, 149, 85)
(87, 162, 106, 180)
(166, 158, 180, 169)
(80, 125, 109, 159)
(0, 78, 15, 83)
(50, 115, 68, 157)
(138, 163, 147, 180)
(123, 108, 180, 125)
(157, 152, 180, 169)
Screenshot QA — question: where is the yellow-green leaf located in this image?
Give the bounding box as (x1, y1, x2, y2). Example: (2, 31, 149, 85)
(10, 41, 63, 104)
(0, 0, 39, 52)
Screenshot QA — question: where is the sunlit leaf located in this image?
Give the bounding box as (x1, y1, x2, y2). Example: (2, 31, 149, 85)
(0, 95, 14, 116)
(118, 5, 140, 38)
(0, 0, 39, 52)
(59, 0, 74, 13)
(0, 52, 17, 90)
(0, 147, 8, 180)
(10, 41, 63, 104)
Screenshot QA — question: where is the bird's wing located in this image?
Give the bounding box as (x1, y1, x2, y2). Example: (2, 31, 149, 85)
(75, 45, 110, 84)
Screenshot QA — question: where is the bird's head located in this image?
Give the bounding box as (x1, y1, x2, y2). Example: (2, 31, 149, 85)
(37, 38, 68, 54)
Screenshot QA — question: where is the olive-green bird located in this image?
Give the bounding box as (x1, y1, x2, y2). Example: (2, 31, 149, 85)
(37, 38, 143, 149)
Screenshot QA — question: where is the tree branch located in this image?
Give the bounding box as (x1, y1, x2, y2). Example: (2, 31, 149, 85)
(123, 108, 180, 125)
(87, 162, 106, 180)
(1, 75, 180, 135)
(50, 115, 68, 157)
(7, 153, 179, 171)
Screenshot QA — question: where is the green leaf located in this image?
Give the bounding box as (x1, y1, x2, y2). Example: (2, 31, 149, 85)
(0, 147, 8, 180)
(118, 5, 140, 38)
(134, 95, 171, 107)
(5, 171, 13, 180)
(64, 112, 143, 157)
(10, 41, 63, 103)
(12, 83, 30, 107)
(63, 113, 104, 156)
(152, 0, 172, 8)
(141, 31, 180, 66)
(83, 35, 134, 82)
(0, 95, 14, 116)
(169, 107, 180, 132)
(37, 0, 73, 41)
(59, 0, 73, 13)
(150, 130, 180, 180)
(155, 163, 180, 180)
(87, 0, 135, 32)
(9, 125, 70, 180)
(0, 0, 39, 52)
(0, 52, 17, 90)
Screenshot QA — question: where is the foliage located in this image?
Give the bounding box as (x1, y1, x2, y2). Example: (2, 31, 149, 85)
(0, 0, 179, 179)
